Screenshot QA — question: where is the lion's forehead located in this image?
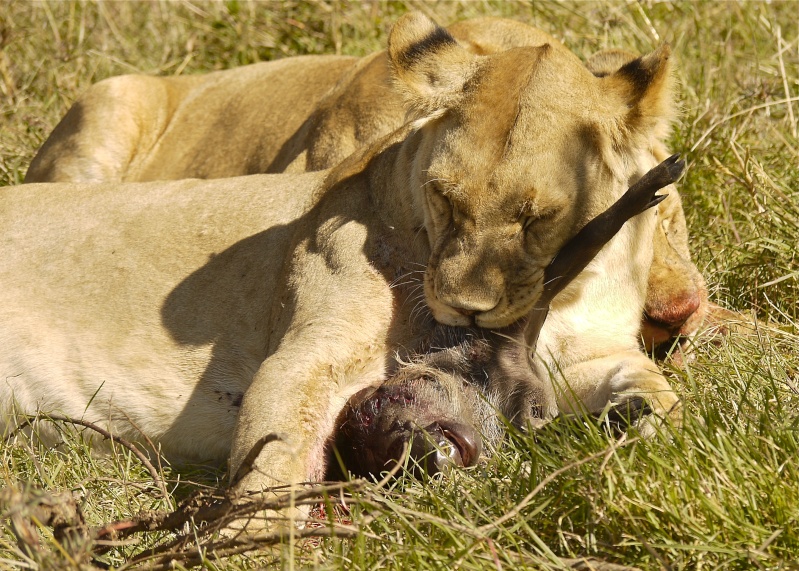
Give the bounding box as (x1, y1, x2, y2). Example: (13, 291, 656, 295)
(425, 48, 611, 217)
(463, 46, 603, 139)
(428, 134, 588, 226)
(450, 185, 570, 227)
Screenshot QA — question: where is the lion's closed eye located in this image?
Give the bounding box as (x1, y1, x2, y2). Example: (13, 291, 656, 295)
(519, 206, 560, 243)
(521, 215, 535, 232)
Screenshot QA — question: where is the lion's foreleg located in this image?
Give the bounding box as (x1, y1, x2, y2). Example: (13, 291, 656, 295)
(227, 230, 398, 527)
(224, 331, 389, 531)
(229, 345, 383, 489)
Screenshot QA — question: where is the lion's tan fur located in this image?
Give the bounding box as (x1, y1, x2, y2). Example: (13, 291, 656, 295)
(5, 15, 685, 499)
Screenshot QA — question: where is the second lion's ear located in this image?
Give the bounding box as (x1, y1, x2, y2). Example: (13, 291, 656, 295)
(387, 12, 478, 117)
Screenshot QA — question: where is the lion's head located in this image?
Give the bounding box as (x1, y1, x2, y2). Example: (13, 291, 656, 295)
(387, 13, 675, 328)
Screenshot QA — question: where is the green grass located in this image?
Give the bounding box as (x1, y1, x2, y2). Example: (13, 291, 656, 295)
(1, 1, 798, 569)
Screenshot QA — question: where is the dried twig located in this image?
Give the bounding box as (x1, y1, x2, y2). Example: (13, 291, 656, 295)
(95, 479, 360, 541)
(97, 477, 386, 570)
(91, 449, 409, 566)
(4, 431, 408, 569)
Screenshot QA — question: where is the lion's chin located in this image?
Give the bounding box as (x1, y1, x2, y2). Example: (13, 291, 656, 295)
(430, 307, 475, 327)
(474, 312, 521, 329)
(474, 297, 539, 329)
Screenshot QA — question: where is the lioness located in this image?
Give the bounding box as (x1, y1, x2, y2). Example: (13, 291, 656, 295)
(4, 13, 679, 497)
(25, 17, 707, 351)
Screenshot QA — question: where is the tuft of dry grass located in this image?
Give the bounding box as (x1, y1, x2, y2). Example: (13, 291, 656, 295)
(1, 1, 798, 569)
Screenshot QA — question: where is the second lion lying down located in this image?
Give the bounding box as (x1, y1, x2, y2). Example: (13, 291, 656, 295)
(4, 13, 680, 496)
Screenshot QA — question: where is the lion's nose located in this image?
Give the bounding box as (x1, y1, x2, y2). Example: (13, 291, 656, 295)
(443, 297, 499, 317)
(434, 260, 503, 316)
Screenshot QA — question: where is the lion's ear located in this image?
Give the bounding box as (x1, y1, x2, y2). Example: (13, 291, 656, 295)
(387, 12, 477, 117)
(603, 44, 675, 141)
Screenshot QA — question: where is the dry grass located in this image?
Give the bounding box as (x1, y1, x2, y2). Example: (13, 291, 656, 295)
(1, 1, 798, 569)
